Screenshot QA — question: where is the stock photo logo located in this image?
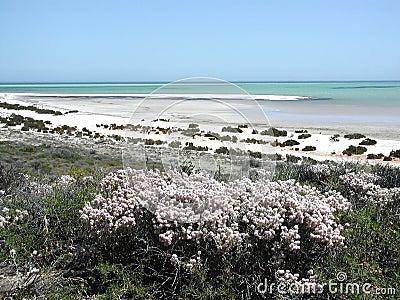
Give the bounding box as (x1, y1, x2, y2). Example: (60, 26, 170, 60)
(257, 271, 396, 296)
(121, 77, 276, 223)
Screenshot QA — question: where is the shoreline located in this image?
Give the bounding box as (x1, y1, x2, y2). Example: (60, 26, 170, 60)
(1, 94, 399, 165)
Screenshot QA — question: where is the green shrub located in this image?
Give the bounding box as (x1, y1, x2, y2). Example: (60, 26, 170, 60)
(367, 153, 384, 159)
(329, 134, 340, 142)
(286, 154, 301, 163)
(260, 127, 287, 137)
(390, 149, 400, 158)
(221, 126, 242, 133)
(215, 147, 229, 155)
(281, 139, 300, 147)
(298, 133, 311, 139)
(359, 138, 377, 146)
(344, 133, 366, 139)
(342, 145, 367, 156)
(302, 145, 316, 151)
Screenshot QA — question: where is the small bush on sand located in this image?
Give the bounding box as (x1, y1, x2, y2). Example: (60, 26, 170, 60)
(281, 139, 300, 147)
(344, 133, 366, 139)
(302, 145, 316, 151)
(342, 145, 367, 156)
(298, 133, 311, 139)
(367, 153, 384, 159)
(359, 138, 377, 146)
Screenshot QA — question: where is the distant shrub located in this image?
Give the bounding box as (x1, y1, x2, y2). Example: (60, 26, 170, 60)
(247, 150, 262, 159)
(183, 142, 208, 151)
(302, 145, 316, 151)
(344, 133, 366, 139)
(390, 149, 400, 158)
(329, 134, 340, 142)
(295, 129, 308, 133)
(260, 127, 287, 137)
(252, 129, 258, 134)
(286, 154, 301, 163)
(383, 156, 392, 161)
(342, 145, 367, 156)
(359, 138, 377, 146)
(215, 146, 229, 155)
(219, 135, 231, 142)
(221, 126, 242, 133)
(238, 124, 248, 128)
(298, 133, 311, 139)
(241, 138, 267, 144)
(188, 123, 199, 129)
(281, 139, 300, 147)
(367, 153, 384, 159)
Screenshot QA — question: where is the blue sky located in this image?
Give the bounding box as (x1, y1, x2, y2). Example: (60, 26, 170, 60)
(1, 0, 399, 82)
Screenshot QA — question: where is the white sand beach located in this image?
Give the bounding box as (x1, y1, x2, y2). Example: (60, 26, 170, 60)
(1, 92, 399, 164)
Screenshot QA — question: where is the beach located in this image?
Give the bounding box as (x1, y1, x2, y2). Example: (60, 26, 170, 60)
(1, 91, 399, 165)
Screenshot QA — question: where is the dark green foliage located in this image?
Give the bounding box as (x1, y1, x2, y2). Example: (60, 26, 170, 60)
(183, 142, 208, 151)
(344, 133, 366, 139)
(285, 154, 301, 163)
(342, 145, 367, 156)
(241, 138, 267, 144)
(330, 134, 340, 142)
(367, 153, 384, 159)
(221, 126, 243, 133)
(281, 139, 300, 147)
(0, 101, 63, 115)
(215, 147, 229, 155)
(295, 129, 308, 133)
(359, 138, 377, 146)
(390, 149, 400, 158)
(302, 145, 316, 151)
(247, 150, 262, 158)
(298, 133, 311, 139)
(260, 127, 287, 137)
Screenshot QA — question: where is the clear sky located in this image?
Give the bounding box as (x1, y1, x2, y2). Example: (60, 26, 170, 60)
(1, 0, 400, 82)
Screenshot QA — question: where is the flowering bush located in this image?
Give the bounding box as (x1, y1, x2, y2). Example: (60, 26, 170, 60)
(82, 169, 350, 250)
(340, 171, 400, 205)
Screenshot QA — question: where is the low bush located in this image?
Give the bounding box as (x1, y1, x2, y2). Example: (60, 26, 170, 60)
(221, 126, 242, 133)
(281, 139, 300, 147)
(260, 127, 287, 137)
(359, 138, 377, 146)
(367, 153, 384, 159)
(342, 145, 367, 156)
(302, 145, 316, 151)
(344, 133, 366, 139)
(294, 129, 308, 133)
(298, 133, 311, 139)
(390, 149, 400, 158)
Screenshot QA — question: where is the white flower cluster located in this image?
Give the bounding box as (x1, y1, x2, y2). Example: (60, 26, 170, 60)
(0, 206, 28, 228)
(28, 181, 53, 195)
(81, 169, 350, 253)
(340, 171, 400, 204)
(310, 163, 333, 177)
(170, 251, 202, 271)
(55, 175, 76, 188)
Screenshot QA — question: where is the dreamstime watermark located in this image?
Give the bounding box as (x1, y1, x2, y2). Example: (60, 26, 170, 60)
(256, 272, 396, 296)
(122, 77, 277, 222)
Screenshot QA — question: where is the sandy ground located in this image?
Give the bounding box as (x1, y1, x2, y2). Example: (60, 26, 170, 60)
(1, 93, 399, 165)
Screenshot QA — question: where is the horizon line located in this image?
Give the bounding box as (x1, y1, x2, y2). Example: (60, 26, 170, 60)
(1, 80, 400, 84)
